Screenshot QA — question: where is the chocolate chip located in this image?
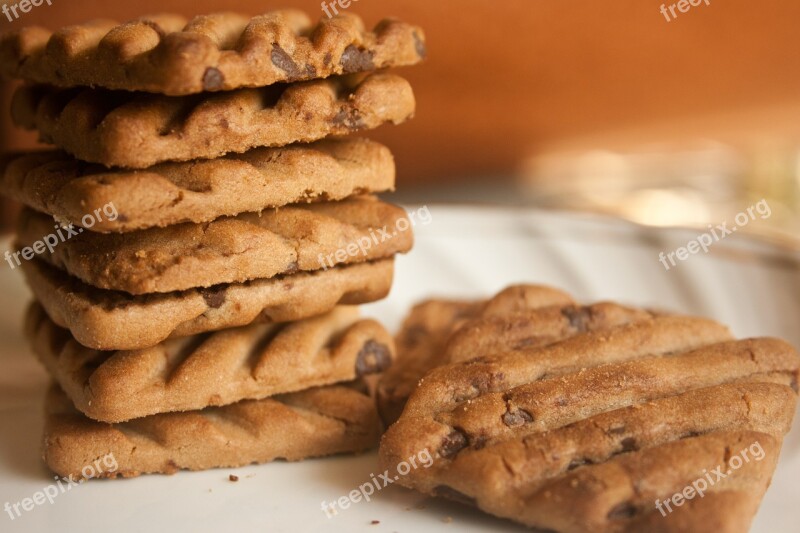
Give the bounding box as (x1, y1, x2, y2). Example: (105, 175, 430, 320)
(562, 305, 592, 332)
(608, 425, 626, 435)
(116, 214, 129, 223)
(607, 502, 638, 520)
(355, 340, 392, 376)
(619, 437, 637, 452)
(285, 261, 299, 274)
(432, 485, 476, 506)
(304, 64, 317, 78)
(270, 44, 301, 79)
(323, 52, 332, 66)
(791, 374, 799, 393)
(401, 325, 429, 348)
(413, 32, 427, 58)
(332, 108, 365, 130)
(439, 429, 468, 458)
(202, 67, 225, 91)
(340, 44, 375, 73)
(229, 474, 239, 482)
(471, 375, 490, 393)
(200, 286, 227, 309)
(567, 458, 593, 471)
(502, 409, 534, 427)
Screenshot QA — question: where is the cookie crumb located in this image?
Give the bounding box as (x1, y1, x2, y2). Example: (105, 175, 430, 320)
(229, 474, 239, 482)
(370, 520, 380, 525)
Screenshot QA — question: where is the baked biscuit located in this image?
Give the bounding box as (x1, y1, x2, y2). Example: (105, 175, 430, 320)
(376, 299, 482, 425)
(12, 73, 415, 168)
(380, 314, 800, 532)
(444, 301, 658, 363)
(377, 285, 576, 425)
(27, 303, 393, 422)
(16, 196, 412, 294)
(0, 138, 394, 232)
(0, 11, 426, 95)
(44, 381, 380, 478)
(22, 257, 394, 351)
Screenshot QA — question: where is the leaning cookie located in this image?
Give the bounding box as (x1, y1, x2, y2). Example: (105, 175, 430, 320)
(44, 381, 381, 478)
(379, 312, 800, 532)
(12, 73, 415, 168)
(16, 196, 412, 294)
(0, 138, 395, 233)
(0, 11, 426, 95)
(27, 303, 393, 422)
(377, 285, 576, 425)
(22, 257, 395, 351)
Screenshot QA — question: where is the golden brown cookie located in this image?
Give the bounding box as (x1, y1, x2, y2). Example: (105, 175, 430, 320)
(16, 196, 412, 294)
(380, 313, 800, 532)
(444, 301, 657, 363)
(376, 299, 482, 426)
(44, 381, 380, 478)
(22, 257, 395, 351)
(377, 285, 576, 425)
(12, 73, 415, 168)
(0, 138, 394, 233)
(26, 303, 393, 422)
(0, 11, 425, 95)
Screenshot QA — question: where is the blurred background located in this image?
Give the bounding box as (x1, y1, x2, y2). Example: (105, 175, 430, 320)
(2, 0, 800, 244)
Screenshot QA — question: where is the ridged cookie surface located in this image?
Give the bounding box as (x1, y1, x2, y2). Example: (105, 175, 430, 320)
(377, 285, 577, 424)
(0, 11, 425, 95)
(16, 196, 412, 294)
(12, 73, 415, 168)
(0, 138, 394, 232)
(27, 303, 394, 422)
(45, 381, 380, 478)
(380, 308, 800, 532)
(22, 257, 394, 351)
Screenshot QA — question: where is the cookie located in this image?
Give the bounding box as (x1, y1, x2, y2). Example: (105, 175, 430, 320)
(0, 11, 426, 95)
(376, 299, 482, 426)
(22, 257, 394, 351)
(443, 302, 658, 363)
(44, 380, 380, 478)
(27, 302, 393, 422)
(0, 138, 394, 233)
(377, 285, 575, 425)
(379, 314, 800, 531)
(11, 73, 415, 168)
(16, 196, 413, 294)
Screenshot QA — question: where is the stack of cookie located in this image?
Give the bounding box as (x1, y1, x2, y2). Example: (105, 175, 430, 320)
(0, 10, 425, 477)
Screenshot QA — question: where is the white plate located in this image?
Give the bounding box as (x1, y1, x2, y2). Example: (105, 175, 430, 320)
(0, 206, 798, 533)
